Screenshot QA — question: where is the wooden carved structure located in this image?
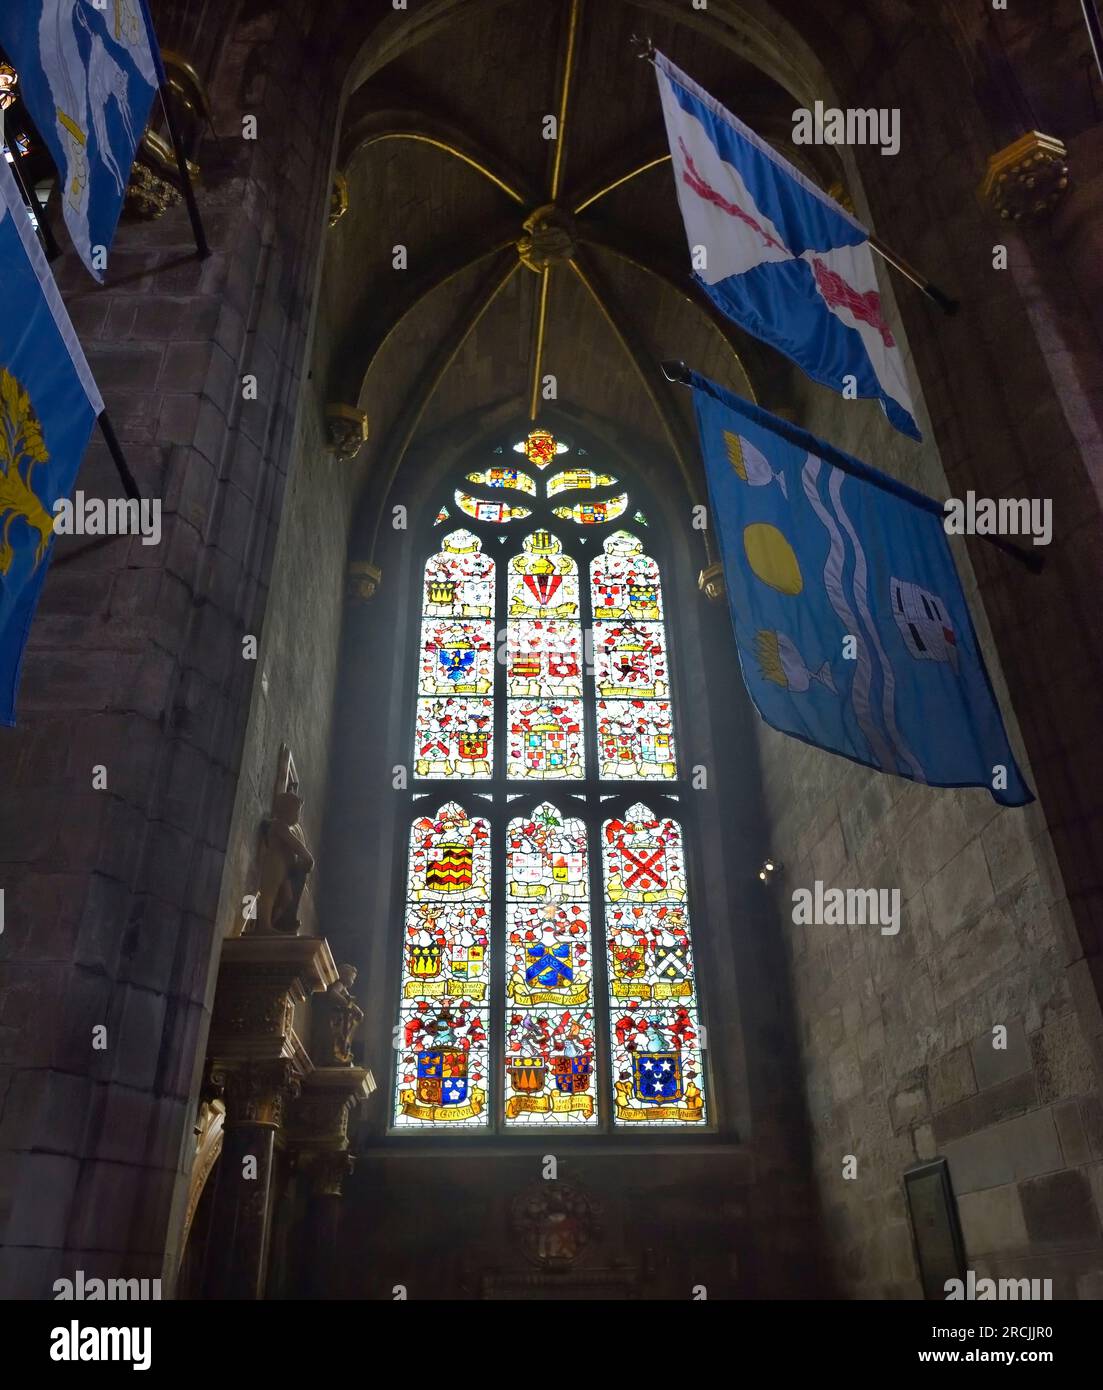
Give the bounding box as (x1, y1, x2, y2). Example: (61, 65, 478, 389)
(180, 934, 375, 1298)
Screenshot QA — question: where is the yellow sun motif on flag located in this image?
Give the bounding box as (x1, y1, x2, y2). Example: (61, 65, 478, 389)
(743, 522, 802, 595)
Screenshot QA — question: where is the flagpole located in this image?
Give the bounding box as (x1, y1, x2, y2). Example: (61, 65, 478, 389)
(1083, 0, 1103, 87)
(156, 87, 209, 260)
(660, 361, 1044, 574)
(631, 36, 959, 316)
(0, 104, 61, 260)
(4, 148, 61, 260)
(97, 412, 141, 502)
(867, 238, 958, 316)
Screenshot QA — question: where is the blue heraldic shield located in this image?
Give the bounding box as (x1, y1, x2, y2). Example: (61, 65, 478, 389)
(417, 1047, 468, 1106)
(633, 1051, 684, 1102)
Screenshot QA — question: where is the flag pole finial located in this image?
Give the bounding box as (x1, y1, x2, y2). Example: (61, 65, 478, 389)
(628, 34, 655, 64)
(661, 359, 691, 386)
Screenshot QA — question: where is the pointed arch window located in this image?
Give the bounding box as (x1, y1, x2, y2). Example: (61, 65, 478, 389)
(391, 429, 709, 1131)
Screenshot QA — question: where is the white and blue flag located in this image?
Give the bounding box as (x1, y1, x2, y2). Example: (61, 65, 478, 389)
(0, 0, 163, 281)
(690, 371, 1032, 806)
(0, 153, 102, 724)
(655, 53, 921, 441)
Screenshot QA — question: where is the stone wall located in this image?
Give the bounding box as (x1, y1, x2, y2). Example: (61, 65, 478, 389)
(752, 22, 1103, 1286)
(0, 0, 342, 1297)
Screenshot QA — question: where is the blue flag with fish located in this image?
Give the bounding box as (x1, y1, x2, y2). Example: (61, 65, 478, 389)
(0, 153, 103, 724)
(688, 371, 1032, 806)
(0, 0, 164, 281)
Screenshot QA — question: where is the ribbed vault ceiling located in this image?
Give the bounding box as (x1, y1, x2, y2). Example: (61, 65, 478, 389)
(321, 0, 860, 516)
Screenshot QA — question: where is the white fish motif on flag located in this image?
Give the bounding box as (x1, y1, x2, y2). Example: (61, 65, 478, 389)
(754, 630, 836, 694)
(725, 431, 788, 499)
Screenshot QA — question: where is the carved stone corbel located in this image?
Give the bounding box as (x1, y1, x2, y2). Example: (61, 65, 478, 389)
(326, 403, 370, 460)
(347, 560, 382, 603)
(980, 132, 1070, 222)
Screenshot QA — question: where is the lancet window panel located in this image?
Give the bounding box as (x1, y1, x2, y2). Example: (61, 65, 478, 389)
(503, 803, 598, 1127)
(391, 427, 711, 1134)
(604, 804, 706, 1126)
(591, 532, 678, 781)
(393, 802, 492, 1129)
(414, 530, 496, 779)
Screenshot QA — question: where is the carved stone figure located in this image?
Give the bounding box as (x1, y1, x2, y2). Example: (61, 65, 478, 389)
(312, 964, 365, 1066)
(251, 791, 315, 935)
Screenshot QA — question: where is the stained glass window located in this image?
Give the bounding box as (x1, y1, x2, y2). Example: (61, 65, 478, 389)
(604, 805, 705, 1125)
(466, 467, 537, 495)
(415, 530, 495, 779)
(507, 530, 585, 779)
(392, 432, 708, 1133)
(504, 803, 597, 1126)
(455, 489, 531, 523)
(552, 493, 629, 526)
(394, 802, 491, 1127)
(592, 531, 677, 780)
(546, 467, 618, 496)
(513, 427, 568, 469)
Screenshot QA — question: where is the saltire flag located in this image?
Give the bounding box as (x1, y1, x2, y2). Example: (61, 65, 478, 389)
(0, 153, 103, 724)
(654, 52, 921, 441)
(688, 370, 1032, 806)
(0, 0, 164, 281)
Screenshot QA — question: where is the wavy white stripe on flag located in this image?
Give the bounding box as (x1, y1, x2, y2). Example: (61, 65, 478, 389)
(653, 50, 921, 441)
(687, 371, 1033, 806)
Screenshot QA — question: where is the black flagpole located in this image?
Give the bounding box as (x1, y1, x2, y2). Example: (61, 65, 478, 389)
(5, 147, 61, 260)
(1083, 0, 1103, 88)
(0, 102, 62, 260)
(97, 412, 141, 501)
(661, 361, 1044, 575)
(156, 86, 209, 260)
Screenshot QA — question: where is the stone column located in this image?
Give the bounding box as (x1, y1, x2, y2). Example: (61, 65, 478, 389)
(200, 935, 339, 1298)
(284, 1066, 375, 1299)
(202, 1059, 300, 1299)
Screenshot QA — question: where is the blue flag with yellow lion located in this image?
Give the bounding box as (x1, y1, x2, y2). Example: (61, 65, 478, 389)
(0, 155, 102, 724)
(689, 371, 1032, 806)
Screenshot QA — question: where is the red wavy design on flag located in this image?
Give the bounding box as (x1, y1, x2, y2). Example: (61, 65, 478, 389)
(677, 138, 787, 254)
(810, 257, 896, 348)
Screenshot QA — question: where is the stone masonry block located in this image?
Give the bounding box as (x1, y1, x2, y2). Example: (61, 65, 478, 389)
(1030, 1013, 1098, 1103)
(929, 1046, 976, 1111)
(943, 1109, 1062, 1193)
(933, 1072, 1039, 1144)
(923, 838, 993, 939)
(971, 1017, 1031, 1091)
(957, 1183, 1028, 1257)
(1020, 1170, 1101, 1245)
